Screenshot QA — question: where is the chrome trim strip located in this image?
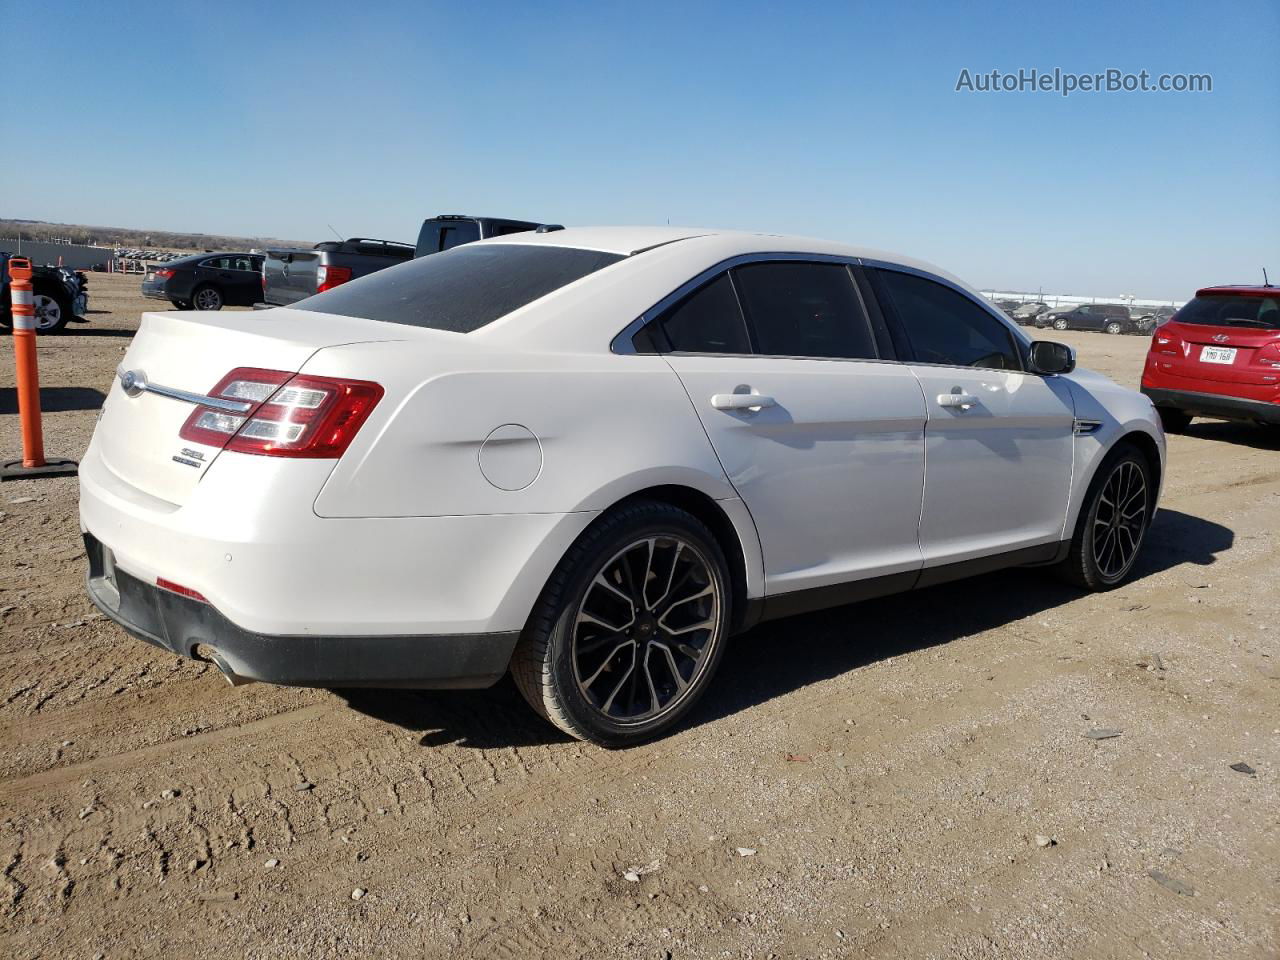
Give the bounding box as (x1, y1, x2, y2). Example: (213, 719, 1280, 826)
(116, 367, 253, 414)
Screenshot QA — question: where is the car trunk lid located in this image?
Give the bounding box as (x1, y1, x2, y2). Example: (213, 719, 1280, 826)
(1155, 318, 1280, 386)
(94, 308, 402, 506)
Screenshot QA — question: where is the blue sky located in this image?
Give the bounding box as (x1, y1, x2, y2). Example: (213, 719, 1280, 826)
(3, 0, 1276, 300)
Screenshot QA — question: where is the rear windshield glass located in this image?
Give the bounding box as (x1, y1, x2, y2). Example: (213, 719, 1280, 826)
(295, 244, 624, 332)
(1175, 295, 1280, 329)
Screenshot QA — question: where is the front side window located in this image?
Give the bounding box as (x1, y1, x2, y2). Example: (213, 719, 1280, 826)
(296, 243, 623, 332)
(732, 262, 876, 360)
(874, 268, 1020, 370)
(658, 273, 751, 354)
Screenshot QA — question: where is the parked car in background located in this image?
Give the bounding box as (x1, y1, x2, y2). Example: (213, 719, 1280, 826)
(1141, 285, 1280, 432)
(261, 238, 414, 307)
(82, 226, 1164, 745)
(414, 214, 543, 258)
(0, 252, 89, 333)
(1140, 305, 1178, 325)
(1038, 303, 1135, 334)
(1011, 301, 1049, 325)
(141, 252, 264, 310)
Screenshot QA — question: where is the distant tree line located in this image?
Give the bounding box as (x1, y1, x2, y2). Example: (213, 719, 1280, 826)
(0, 219, 313, 251)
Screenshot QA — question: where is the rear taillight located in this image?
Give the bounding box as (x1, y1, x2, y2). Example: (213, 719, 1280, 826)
(178, 367, 383, 458)
(315, 265, 352, 292)
(154, 268, 174, 279)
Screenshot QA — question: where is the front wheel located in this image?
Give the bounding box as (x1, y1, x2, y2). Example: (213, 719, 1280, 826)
(192, 285, 223, 311)
(1057, 446, 1153, 590)
(32, 290, 72, 333)
(511, 501, 732, 746)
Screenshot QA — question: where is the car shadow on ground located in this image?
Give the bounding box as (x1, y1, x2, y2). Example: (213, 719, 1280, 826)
(1182, 421, 1280, 451)
(339, 508, 1232, 749)
(0, 386, 105, 414)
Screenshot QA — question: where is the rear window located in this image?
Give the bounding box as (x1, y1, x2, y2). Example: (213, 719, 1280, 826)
(294, 244, 624, 332)
(1174, 294, 1280, 329)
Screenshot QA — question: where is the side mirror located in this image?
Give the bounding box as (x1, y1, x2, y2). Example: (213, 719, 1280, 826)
(1028, 340, 1075, 375)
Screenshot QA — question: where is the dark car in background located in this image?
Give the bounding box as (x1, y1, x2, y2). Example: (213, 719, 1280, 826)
(1, 252, 89, 333)
(1037, 302, 1135, 334)
(261, 238, 414, 307)
(142, 252, 264, 310)
(1010, 301, 1049, 325)
(414, 214, 542, 257)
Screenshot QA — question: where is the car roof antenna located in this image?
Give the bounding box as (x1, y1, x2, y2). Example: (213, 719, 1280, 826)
(1264, 267, 1271, 287)
(327, 223, 344, 242)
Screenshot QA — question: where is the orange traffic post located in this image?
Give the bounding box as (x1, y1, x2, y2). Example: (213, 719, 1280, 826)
(2, 257, 78, 480)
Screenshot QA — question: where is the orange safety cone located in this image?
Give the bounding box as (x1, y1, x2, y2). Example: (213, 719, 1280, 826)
(2, 257, 78, 480)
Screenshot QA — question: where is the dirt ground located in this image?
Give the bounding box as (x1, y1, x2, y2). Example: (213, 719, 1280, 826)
(1, 273, 1276, 959)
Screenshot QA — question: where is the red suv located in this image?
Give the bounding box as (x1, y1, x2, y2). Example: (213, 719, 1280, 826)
(1141, 285, 1280, 432)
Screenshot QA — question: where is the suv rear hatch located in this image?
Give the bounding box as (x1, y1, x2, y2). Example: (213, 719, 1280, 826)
(1153, 292, 1280, 385)
(94, 308, 399, 506)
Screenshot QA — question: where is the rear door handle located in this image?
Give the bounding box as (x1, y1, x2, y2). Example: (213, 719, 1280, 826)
(936, 392, 978, 410)
(711, 393, 776, 412)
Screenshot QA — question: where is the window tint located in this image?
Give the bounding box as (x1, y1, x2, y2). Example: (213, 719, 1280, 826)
(295, 243, 624, 332)
(201, 257, 229, 269)
(658, 273, 751, 354)
(1174, 294, 1280, 329)
(733, 262, 876, 359)
(439, 222, 480, 251)
(875, 269, 1020, 370)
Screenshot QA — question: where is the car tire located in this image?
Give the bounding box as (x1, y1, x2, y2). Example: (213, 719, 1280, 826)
(1157, 407, 1191, 433)
(1105, 321, 1123, 335)
(511, 499, 733, 747)
(1052, 318, 1069, 331)
(1057, 444, 1154, 591)
(192, 285, 223, 311)
(32, 288, 72, 333)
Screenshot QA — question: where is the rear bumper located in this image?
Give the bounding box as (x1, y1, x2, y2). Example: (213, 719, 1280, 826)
(140, 281, 170, 300)
(1141, 385, 1280, 424)
(84, 534, 517, 688)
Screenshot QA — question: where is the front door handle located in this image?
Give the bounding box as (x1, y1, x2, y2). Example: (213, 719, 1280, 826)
(937, 392, 978, 410)
(711, 393, 776, 412)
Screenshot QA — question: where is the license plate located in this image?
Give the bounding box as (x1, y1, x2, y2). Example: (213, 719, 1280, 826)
(1200, 345, 1236, 365)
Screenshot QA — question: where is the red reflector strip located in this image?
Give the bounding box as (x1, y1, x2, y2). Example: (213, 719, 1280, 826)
(156, 577, 209, 603)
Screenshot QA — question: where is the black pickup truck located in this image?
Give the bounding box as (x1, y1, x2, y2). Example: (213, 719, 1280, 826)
(414, 214, 542, 256)
(0, 252, 89, 333)
(260, 238, 415, 307)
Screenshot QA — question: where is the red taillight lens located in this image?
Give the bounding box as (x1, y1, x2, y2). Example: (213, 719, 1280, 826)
(315, 265, 352, 292)
(177, 367, 383, 458)
(154, 268, 174, 279)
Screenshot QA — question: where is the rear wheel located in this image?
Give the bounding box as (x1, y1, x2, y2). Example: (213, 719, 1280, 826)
(1058, 445, 1153, 590)
(192, 285, 223, 311)
(1104, 320, 1123, 335)
(1157, 407, 1191, 433)
(1052, 318, 1069, 331)
(511, 500, 732, 747)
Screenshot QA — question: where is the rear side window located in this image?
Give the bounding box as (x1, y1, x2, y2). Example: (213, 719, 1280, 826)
(874, 268, 1020, 370)
(415, 220, 480, 256)
(1173, 295, 1280, 329)
(733, 262, 876, 359)
(295, 244, 624, 332)
(658, 273, 751, 354)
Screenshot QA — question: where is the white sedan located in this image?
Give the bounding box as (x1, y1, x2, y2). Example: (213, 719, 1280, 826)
(80, 227, 1165, 745)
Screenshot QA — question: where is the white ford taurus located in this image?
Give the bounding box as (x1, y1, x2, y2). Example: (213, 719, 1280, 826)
(81, 227, 1165, 745)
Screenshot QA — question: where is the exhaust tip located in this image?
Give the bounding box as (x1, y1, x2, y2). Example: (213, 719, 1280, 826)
(193, 643, 256, 687)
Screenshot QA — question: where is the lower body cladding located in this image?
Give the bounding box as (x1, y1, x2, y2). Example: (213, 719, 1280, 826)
(84, 535, 516, 688)
(1142, 384, 1280, 425)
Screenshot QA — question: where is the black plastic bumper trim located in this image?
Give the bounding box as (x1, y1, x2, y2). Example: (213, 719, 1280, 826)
(83, 534, 517, 689)
(1142, 386, 1280, 425)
